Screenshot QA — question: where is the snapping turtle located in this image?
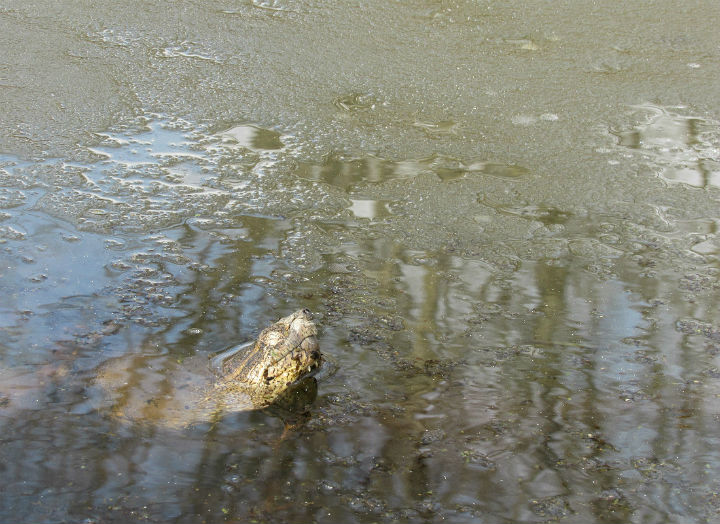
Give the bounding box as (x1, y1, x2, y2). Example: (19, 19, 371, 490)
(95, 309, 322, 427)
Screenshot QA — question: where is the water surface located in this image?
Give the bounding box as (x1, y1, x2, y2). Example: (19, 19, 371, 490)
(1, 1, 720, 523)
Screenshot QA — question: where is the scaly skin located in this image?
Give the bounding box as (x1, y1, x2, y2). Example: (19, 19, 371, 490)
(94, 309, 322, 427)
(213, 308, 322, 407)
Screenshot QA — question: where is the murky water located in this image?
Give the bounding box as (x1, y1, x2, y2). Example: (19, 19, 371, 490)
(2, 1, 720, 523)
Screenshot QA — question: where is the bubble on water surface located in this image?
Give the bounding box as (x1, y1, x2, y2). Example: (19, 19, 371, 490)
(86, 27, 143, 48)
(157, 40, 224, 63)
(503, 37, 540, 51)
(251, 0, 293, 12)
(333, 92, 378, 113)
(540, 113, 559, 122)
(0, 188, 26, 208)
(220, 0, 301, 17)
(0, 116, 323, 351)
(412, 120, 458, 137)
(511, 114, 538, 126)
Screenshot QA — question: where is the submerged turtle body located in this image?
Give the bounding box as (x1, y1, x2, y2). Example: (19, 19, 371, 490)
(94, 309, 322, 427)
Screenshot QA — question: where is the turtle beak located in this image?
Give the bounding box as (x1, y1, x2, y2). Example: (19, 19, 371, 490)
(305, 349, 322, 373)
(301, 334, 322, 366)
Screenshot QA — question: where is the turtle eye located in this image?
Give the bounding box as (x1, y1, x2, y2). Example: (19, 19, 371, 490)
(263, 368, 274, 383)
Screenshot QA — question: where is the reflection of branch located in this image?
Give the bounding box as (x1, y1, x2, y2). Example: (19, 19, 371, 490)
(532, 339, 596, 351)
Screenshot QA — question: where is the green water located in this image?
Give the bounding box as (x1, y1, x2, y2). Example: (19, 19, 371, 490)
(1, 1, 720, 522)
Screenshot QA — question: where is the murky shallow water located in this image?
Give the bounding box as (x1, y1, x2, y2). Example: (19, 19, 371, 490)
(2, 1, 720, 523)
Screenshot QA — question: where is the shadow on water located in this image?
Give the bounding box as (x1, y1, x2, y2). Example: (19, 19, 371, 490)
(1, 111, 720, 523)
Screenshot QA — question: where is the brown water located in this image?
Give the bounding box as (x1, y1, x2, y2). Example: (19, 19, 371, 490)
(1, 1, 720, 523)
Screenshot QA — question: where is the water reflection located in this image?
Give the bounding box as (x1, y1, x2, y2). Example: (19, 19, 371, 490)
(2, 114, 720, 523)
(312, 217, 720, 522)
(348, 198, 392, 219)
(613, 104, 720, 188)
(296, 153, 528, 191)
(217, 124, 285, 151)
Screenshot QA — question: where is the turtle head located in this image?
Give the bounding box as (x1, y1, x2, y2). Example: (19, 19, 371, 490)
(259, 308, 322, 387)
(221, 309, 321, 406)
